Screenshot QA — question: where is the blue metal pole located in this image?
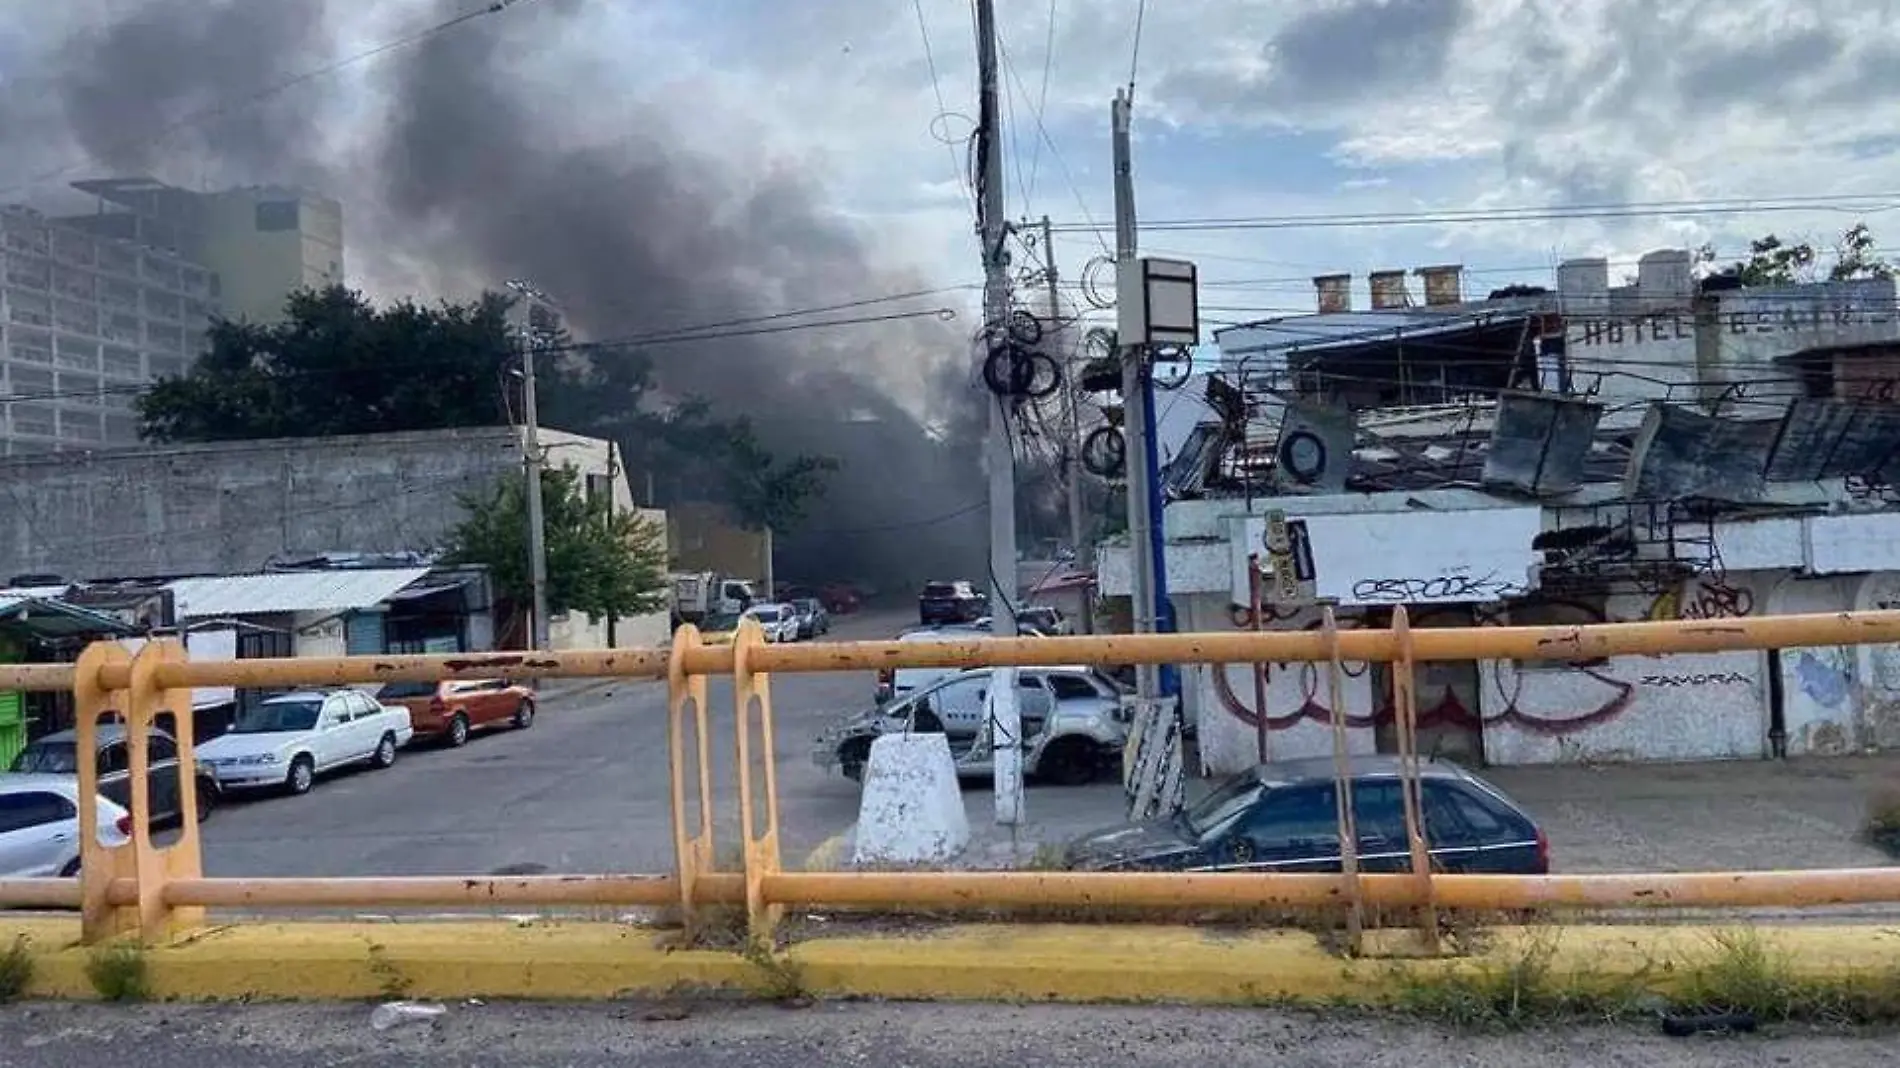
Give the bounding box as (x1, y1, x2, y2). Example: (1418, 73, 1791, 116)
(1140, 370, 1178, 698)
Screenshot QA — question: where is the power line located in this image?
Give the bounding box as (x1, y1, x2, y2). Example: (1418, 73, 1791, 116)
(1, 0, 544, 199)
(1047, 192, 1900, 235)
(798, 497, 988, 536)
(1027, 0, 1059, 203)
(995, 27, 1110, 256)
(911, 0, 974, 212)
(1127, 0, 1148, 93)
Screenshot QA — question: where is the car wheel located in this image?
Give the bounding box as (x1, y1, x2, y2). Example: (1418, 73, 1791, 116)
(194, 777, 219, 822)
(512, 700, 536, 730)
(447, 713, 471, 748)
(1036, 738, 1097, 787)
(372, 732, 398, 769)
(286, 755, 316, 796)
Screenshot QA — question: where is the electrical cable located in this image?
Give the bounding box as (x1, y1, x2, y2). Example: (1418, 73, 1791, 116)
(1048, 192, 1900, 235)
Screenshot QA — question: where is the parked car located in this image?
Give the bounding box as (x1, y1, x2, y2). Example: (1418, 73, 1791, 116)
(877, 620, 1051, 702)
(816, 665, 1131, 786)
(10, 724, 219, 826)
(790, 597, 831, 640)
(0, 776, 130, 877)
(379, 679, 535, 748)
(819, 584, 861, 615)
(1060, 756, 1549, 874)
(918, 580, 985, 626)
(198, 690, 415, 796)
(742, 603, 802, 643)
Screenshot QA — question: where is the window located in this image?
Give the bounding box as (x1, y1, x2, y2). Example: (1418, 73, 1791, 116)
(9, 366, 53, 395)
(59, 411, 103, 441)
(144, 290, 182, 322)
(11, 404, 54, 437)
(347, 693, 380, 717)
(1046, 673, 1103, 701)
(1234, 784, 1342, 849)
(255, 201, 300, 232)
(585, 473, 612, 502)
(147, 734, 178, 764)
(148, 355, 185, 379)
(7, 292, 50, 326)
(1426, 782, 1511, 839)
(55, 338, 99, 371)
(5, 254, 50, 290)
(50, 228, 95, 266)
(52, 266, 95, 300)
(0, 791, 73, 833)
(103, 347, 142, 378)
(96, 742, 129, 777)
(140, 256, 180, 289)
(1347, 780, 1409, 842)
(379, 681, 441, 700)
(10, 741, 78, 774)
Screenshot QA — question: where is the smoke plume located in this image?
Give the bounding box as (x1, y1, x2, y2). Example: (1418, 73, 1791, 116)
(1, 0, 988, 593)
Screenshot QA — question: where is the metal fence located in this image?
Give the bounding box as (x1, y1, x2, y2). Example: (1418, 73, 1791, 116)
(6, 609, 1900, 950)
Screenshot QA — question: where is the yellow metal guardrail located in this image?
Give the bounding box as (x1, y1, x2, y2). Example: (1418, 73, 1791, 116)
(5, 609, 1900, 948)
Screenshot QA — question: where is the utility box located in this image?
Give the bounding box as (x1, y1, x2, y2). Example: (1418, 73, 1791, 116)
(1117, 257, 1200, 347)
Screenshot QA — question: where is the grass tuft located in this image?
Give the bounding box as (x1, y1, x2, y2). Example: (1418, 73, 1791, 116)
(85, 942, 149, 1003)
(0, 936, 34, 1002)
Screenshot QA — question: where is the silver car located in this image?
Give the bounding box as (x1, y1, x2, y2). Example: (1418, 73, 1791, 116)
(0, 775, 131, 878)
(815, 665, 1132, 786)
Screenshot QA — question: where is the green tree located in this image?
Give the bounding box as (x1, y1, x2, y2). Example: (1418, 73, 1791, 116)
(1696, 222, 1893, 285)
(136, 285, 839, 532)
(446, 465, 669, 620)
(136, 286, 515, 440)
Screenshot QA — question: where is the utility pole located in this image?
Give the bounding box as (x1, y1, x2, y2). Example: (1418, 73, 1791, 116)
(974, 0, 1023, 827)
(1044, 215, 1093, 634)
(1112, 89, 1157, 698)
(505, 279, 553, 653)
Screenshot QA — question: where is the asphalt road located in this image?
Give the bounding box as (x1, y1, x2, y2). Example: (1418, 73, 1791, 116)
(3, 1001, 1894, 1067)
(198, 610, 917, 880)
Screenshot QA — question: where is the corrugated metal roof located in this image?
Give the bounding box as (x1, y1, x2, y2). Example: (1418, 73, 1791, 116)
(1214, 298, 1553, 362)
(0, 585, 72, 600)
(0, 596, 141, 638)
(166, 568, 431, 619)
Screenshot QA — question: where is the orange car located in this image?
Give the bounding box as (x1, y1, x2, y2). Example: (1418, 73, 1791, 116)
(378, 679, 536, 747)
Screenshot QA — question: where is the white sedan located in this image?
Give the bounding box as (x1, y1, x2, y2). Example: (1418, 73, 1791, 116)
(0, 775, 130, 877)
(743, 603, 802, 643)
(199, 689, 415, 796)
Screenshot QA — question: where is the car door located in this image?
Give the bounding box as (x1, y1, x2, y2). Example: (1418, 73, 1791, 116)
(146, 732, 182, 825)
(1344, 779, 1414, 874)
(314, 695, 356, 767)
(95, 739, 132, 816)
(346, 692, 385, 756)
(1212, 784, 1345, 872)
(0, 791, 79, 876)
(1422, 780, 1541, 873)
(474, 681, 513, 726)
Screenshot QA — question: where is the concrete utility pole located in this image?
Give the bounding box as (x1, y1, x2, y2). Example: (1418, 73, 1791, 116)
(1112, 90, 1158, 699)
(504, 279, 553, 653)
(1044, 215, 1093, 634)
(974, 0, 1023, 827)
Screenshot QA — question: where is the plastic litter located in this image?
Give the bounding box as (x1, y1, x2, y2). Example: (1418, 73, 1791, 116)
(370, 1001, 447, 1031)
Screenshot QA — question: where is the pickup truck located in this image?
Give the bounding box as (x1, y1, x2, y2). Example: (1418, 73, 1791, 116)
(197, 689, 415, 796)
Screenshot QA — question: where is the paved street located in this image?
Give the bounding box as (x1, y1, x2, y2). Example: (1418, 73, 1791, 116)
(1, 1001, 1894, 1067)
(193, 607, 1900, 888)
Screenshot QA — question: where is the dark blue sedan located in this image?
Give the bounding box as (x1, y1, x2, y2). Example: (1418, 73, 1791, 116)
(1063, 755, 1549, 874)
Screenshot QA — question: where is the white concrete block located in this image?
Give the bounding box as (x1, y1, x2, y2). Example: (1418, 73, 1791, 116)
(851, 733, 970, 867)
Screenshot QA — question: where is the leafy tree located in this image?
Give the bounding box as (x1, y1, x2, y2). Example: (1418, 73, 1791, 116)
(1696, 222, 1892, 285)
(136, 286, 515, 441)
(445, 465, 668, 619)
(137, 284, 838, 532)
(536, 358, 838, 532)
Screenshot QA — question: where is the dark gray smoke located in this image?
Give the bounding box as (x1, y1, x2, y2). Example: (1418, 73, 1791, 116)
(3, 0, 987, 593)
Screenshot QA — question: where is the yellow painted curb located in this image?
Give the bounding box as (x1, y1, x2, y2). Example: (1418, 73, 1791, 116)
(5, 918, 1900, 1004)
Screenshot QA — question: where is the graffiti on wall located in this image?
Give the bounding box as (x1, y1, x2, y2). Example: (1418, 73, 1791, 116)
(1640, 672, 1751, 688)
(1647, 577, 1755, 621)
(1210, 597, 1638, 738)
(1350, 572, 1527, 604)
(1793, 649, 1852, 710)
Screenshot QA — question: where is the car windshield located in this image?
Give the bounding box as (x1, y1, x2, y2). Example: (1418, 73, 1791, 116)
(10, 741, 78, 774)
(1183, 775, 1265, 838)
(230, 700, 322, 734)
(922, 583, 958, 598)
(378, 681, 438, 699)
(748, 607, 783, 622)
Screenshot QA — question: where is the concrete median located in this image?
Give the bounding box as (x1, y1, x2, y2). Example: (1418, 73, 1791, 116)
(6, 916, 1900, 1010)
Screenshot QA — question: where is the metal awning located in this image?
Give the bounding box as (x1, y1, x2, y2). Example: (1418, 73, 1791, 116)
(0, 596, 141, 640)
(165, 568, 431, 619)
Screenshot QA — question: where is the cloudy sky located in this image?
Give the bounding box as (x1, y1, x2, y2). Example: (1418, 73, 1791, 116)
(8, 0, 1900, 340)
(630, 0, 1900, 328)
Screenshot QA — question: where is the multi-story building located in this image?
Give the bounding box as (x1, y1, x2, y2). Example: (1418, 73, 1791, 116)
(0, 204, 214, 455)
(0, 178, 345, 456)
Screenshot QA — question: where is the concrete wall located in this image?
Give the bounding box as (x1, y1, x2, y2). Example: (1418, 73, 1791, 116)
(0, 426, 669, 650)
